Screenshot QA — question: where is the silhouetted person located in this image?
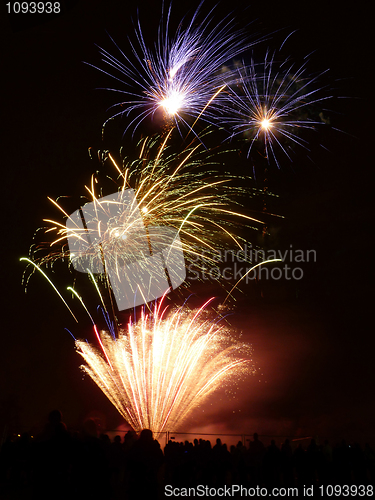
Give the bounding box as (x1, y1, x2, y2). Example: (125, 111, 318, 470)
(248, 433, 265, 485)
(229, 440, 246, 484)
(127, 429, 163, 499)
(71, 418, 110, 500)
(123, 430, 137, 453)
(293, 443, 307, 485)
(212, 439, 230, 486)
(32, 410, 71, 500)
(306, 438, 319, 483)
(263, 440, 281, 487)
(321, 440, 333, 484)
(109, 434, 125, 486)
(280, 439, 294, 485)
(333, 440, 351, 484)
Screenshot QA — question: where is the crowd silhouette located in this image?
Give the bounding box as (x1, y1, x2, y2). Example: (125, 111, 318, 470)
(0, 411, 374, 499)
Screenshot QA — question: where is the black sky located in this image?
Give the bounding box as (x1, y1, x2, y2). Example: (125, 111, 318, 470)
(1, 0, 373, 443)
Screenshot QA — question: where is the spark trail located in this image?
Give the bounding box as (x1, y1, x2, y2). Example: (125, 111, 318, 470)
(77, 297, 253, 436)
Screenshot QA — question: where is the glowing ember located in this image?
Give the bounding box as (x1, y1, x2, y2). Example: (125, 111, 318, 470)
(260, 118, 272, 130)
(160, 91, 185, 116)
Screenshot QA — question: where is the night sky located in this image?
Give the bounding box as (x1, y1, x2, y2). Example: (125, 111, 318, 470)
(1, 0, 373, 445)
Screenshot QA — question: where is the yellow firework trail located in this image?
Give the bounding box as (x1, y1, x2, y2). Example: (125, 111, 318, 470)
(30, 131, 265, 293)
(77, 297, 253, 437)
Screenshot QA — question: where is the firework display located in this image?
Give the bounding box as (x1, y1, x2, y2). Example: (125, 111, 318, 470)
(223, 50, 331, 167)
(89, 3, 256, 136)
(31, 132, 264, 288)
(22, 2, 334, 437)
(77, 297, 253, 436)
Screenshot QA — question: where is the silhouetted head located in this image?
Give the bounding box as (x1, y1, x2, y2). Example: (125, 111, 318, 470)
(124, 430, 136, 443)
(139, 428, 153, 442)
(48, 409, 62, 425)
(100, 433, 110, 442)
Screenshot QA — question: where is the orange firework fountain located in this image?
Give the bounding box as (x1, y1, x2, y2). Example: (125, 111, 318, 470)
(76, 297, 253, 437)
